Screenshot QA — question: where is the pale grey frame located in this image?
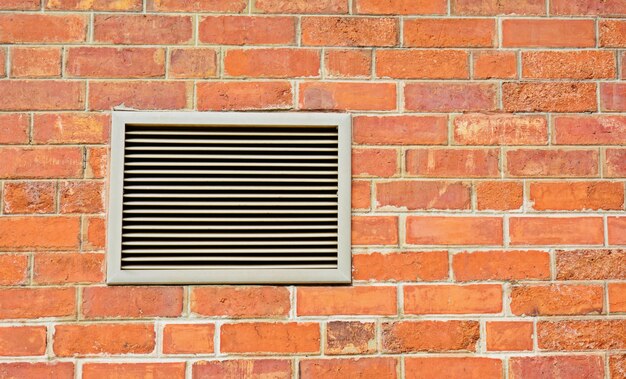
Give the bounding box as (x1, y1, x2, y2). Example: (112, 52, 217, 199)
(107, 111, 351, 284)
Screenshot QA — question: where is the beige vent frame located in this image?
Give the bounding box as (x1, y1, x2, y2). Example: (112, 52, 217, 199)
(107, 112, 351, 284)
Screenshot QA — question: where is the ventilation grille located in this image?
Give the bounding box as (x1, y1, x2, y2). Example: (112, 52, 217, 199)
(120, 123, 340, 271)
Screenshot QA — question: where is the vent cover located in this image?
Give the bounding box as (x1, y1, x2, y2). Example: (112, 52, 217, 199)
(108, 112, 351, 284)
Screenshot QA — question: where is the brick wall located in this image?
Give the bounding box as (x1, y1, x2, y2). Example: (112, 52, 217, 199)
(0, 0, 625, 378)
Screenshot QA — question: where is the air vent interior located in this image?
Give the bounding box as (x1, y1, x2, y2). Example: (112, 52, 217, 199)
(108, 112, 351, 284)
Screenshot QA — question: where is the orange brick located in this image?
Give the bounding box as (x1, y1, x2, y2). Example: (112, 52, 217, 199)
(476, 181, 524, 210)
(299, 82, 396, 111)
(375, 180, 470, 210)
(552, 0, 626, 15)
(89, 81, 190, 111)
(148, 0, 245, 11)
(452, 0, 545, 15)
(453, 250, 551, 281)
(406, 148, 500, 178)
(538, 319, 626, 351)
(0, 0, 39, 9)
(376, 50, 468, 79)
(530, 181, 624, 211)
(356, 0, 445, 14)
(404, 284, 502, 314)
(601, 83, 626, 111)
(325, 321, 376, 355)
(197, 81, 292, 111)
(473, 50, 517, 79)
(225, 48, 319, 78)
(82, 287, 183, 318)
(502, 19, 595, 47)
(503, 82, 597, 112)
(86, 147, 107, 179)
(300, 358, 398, 379)
(608, 217, 626, 244)
(84, 216, 106, 250)
(382, 320, 479, 353)
(220, 322, 320, 354)
(163, 324, 215, 354)
(3, 181, 55, 214)
(0, 362, 74, 379)
(59, 181, 104, 214)
(0, 326, 46, 356)
(510, 217, 604, 246)
(506, 149, 599, 177)
(609, 283, 626, 313)
(0, 217, 80, 251)
(199, 16, 295, 45)
(511, 284, 604, 316)
(191, 286, 290, 318)
(33, 252, 105, 285)
(557, 249, 626, 280)
(0, 81, 85, 111)
(0, 287, 75, 319)
(406, 357, 502, 379)
(523, 51, 615, 79)
(0, 14, 86, 43)
(254, 0, 347, 13)
(0, 254, 28, 285)
(53, 323, 155, 356)
(454, 114, 547, 145)
(404, 83, 497, 112)
(404, 18, 495, 47)
(510, 356, 604, 379)
(11, 47, 61, 78)
(66, 47, 165, 79)
(555, 116, 626, 145)
(353, 115, 447, 145)
(352, 181, 370, 210)
(600, 20, 626, 47)
(606, 149, 626, 178)
(33, 113, 110, 144)
(297, 286, 397, 316)
(193, 360, 292, 379)
(301, 17, 397, 47)
(486, 322, 533, 352)
(94, 15, 192, 44)
(352, 216, 398, 245)
(169, 48, 218, 79)
(325, 49, 371, 78)
(407, 216, 503, 246)
(611, 355, 626, 379)
(353, 251, 449, 282)
(0, 114, 28, 144)
(83, 363, 185, 379)
(47, 0, 141, 10)
(0, 48, 4, 77)
(352, 148, 398, 177)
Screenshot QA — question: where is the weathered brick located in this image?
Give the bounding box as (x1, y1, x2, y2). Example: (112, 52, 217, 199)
(82, 287, 183, 318)
(59, 181, 105, 214)
(404, 284, 503, 314)
(556, 249, 626, 280)
(325, 321, 376, 355)
(356, 0, 446, 14)
(0, 287, 75, 319)
(325, 49, 371, 78)
(382, 320, 479, 353)
(522, 51, 615, 79)
(506, 149, 599, 177)
(352, 181, 370, 210)
(0, 114, 28, 144)
(555, 116, 626, 145)
(199, 16, 295, 45)
(83, 363, 185, 379)
(611, 356, 626, 379)
(552, 0, 626, 15)
(220, 322, 320, 354)
(473, 51, 517, 79)
(197, 81, 292, 111)
(33, 113, 110, 144)
(406, 148, 500, 178)
(486, 322, 533, 352)
(406, 216, 503, 245)
(0, 217, 80, 251)
(191, 286, 290, 318)
(47, 0, 142, 10)
(11, 47, 61, 78)
(0, 14, 86, 43)
(3, 181, 55, 214)
(86, 147, 108, 179)
(605, 149, 626, 178)
(0, 254, 28, 285)
(0, 362, 74, 379)
(300, 358, 398, 379)
(376, 50, 468, 79)
(300, 82, 397, 111)
(404, 83, 497, 112)
(0, 48, 4, 77)
(609, 283, 626, 313)
(453, 250, 551, 281)
(503, 82, 597, 112)
(530, 181, 624, 211)
(406, 357, 502, 379)
(301, 17, 397, 47)
(601, 83, 626, 111)
(193, 360, 292, 379)
(353, 251, 449, 282)
(0, 0, 39, 9)
(509, 356, 604, 379)
(511, 284, 604, 316)
(89, 81, 190, 110)
(352, 216, 398, 245)
(163, 324, 215, 354)
(353, 115, 447, 145)
(66, 47, 165, 79)
(169, 48, 218, 79)
(0, 81, 85, 111)
(83, 216, 106, 250)
(476, 181, 524, 210)
(375, 180, 471, 210)
(298, 286, 396, 316)
(254, 0, 347, 13)
(600, 20, 626, 47)
(94, 15, 192, 44)
(538, 320, 626, 351)
(509, 217, 604, 246)
(33, 252, 105, 284)
(53, 323, 155, 356)
(0, 326, 46, 356)
(452, 0, 545, 15)
(404, 18, 495, 47)
(502, 19, 595, 47)
(148, 0, 246, 12)
(352, 148, 398, 177)
(225, 48, 319, 78)
(608, 217, 626, 244)
(454, 115, 548, 145)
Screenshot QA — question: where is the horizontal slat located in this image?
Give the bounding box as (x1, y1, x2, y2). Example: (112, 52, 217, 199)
(122, 256, 336, 262)
(122, 241, 337, 246)
(121, 248, 337, 254)
(123, 225, 336, 230)
(123, 185, 338, 191)
(121, 264, 337, 270)
(123, 232, 337, 238)
(125, 138, 337, 145)
(126, 131, 337, 137)
(124, 177, 337, 183)
(124, 169, 338, 175)
(123, 201, 338, 207)
(125, 154, 338, 160)
(122, 217, 338, 222)
(125, 161, 338, 167)
(125, 146, 338, 152)
(123, 193, 337, 199)
(122, 209, 337, 214)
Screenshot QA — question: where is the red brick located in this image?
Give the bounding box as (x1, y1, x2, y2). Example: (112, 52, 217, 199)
(506, 149, 599, 177)
(404, 83, 497, 112)
(356, 0, 445, 14)
(473, 51, 517, 79)
(169, 48, 218, 79)
(84, 216, 106, 250)
(225, 48, 319, 78)
(193, 360, 292, 379)
(86, 147, 107, 179)
(0, 0, 39, 9)
(300, 82, 396, 111)
(3, 181, 55, 214)
(453, 250, 551, 281)
(557, 249, 626, 280)
(47, 0, 141, 10)
(66, 47, 164, 79)
(0, 217, 80, 251)
(199, 16, 295, 45)
(404, 284, 502, 314)
(60, 181, 104, 214)
(0, 362, 74, 379)
(404, 18, 495, 47)
(163, 324, 215, 354)
(148, 0, 246, 12)
(191, 286, 290, 318)
(353, 251, 448, 282)
(606, 149, 626, 178)
(325, 49, 371, 78)
(510, 217, 604, 246)
(609, 283, 626, 313)
(476, 181, 524, 210)
(612, 356, 626, 379)
(33, 252, 105, 285)
(94, 15, 192, 44)
(452, 0, 545, 15)
(33, 113, 110, 144)
(0, 48, 4, 77)
(0, 14, 86, 43)
(53, 323, 155, 356)
(552, 0, 626, 15)
(352, 148, 398, 177)
(609, 218, 626, 244)
(0, 287, 75, 319)
(601, 83, 626, 111)
(254, 0, 347, 13)
(382, 320, 479, 353)
(503, 82, 597, 112)
(511, 284, 603, 316)
(376, 180, 470, 210)
(300, 358, 398, 379)
(523, 50, 615, 79)
(454, 115, 547, 145)
(530, 181, 624, 211)
(353, 115, 447, 145)
(352, 181, 370, 210)
(0, 114, 28, 144)
(297, 286, 397, 316)
(600, 20, 626, 47)
(509, 356, 604, 379)
(325, 321, 376, 355)
(197, 81, 292, 111)
(502, 19, 595, 47)
(555, 116, 626, 145)
(352, 216, 398, 245)
(406, 148, 500, 178)
(220, 322, 320, 354)
(0, 81, 85, 111)
(538, 320, 626, 350)
(406, 357, 502, 379)
(406, 216, 503, 245)
(83, 363, 186, 379)
(11, 47, 61, 78)
(376, 50, 468, 79)
(89, 81, 190, 110)
(301, 17, 397, 47)
(82, 287, 183, 318)
(0, 254, 28, 285)
(0, 326, 46, 356)
(486, 322, 533, 352)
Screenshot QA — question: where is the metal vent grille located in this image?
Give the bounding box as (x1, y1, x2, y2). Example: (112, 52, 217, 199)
(108, 112, 351, 284)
